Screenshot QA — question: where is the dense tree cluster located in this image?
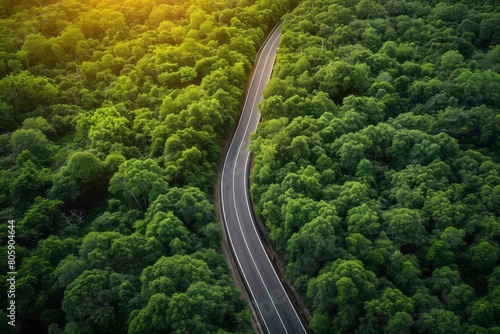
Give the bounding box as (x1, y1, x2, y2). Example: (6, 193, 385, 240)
(250, 0, 500, 333)
(0, 0, 296, 333)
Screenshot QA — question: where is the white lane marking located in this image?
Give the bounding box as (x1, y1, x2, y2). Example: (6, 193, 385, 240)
(238, 30, 308, 334)
(230, 30, 289, 333)
(221, 24, 283, 334)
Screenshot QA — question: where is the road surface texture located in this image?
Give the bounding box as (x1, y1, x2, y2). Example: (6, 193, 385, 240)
(220, 23, 308, 334)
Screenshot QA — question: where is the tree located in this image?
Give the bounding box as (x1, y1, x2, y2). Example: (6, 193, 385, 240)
(84, 107, 131, 153)
(281, 166, 322, 199)
(426, 239, 455, 268)
(281, 197, 321, 240)
(356, 0, 380, 20)
(428, 267, 461, 298)
(167, 282, 229, 334)
(446, 284, 475, 319)
(140, 255, 212, 299)
(110, 233, 162, 274)
(361, 288, 414, 332)
(9, 161, 52, 210)
(417, 308, 462, 334)
(468, 241, 499, 272)
(109, 158, 168, 211)
(10, 129, 56, 164)
(20, 33, 54, 68)
(21, 116, 55, 135)
(145, 187, 216, 233)
(143, 211, 191, 255)
(130, 108, 158, 150)
(423, 190, 465, 230)
(128, 293, 170, 334)
(346, 233, 386, 273)
(384, 311, 414, 334)
(469, 298, 495, 328)
(382, 208, 427, 247)
(453, 69, 500, 108)
(481, 184, 500, 215)
(286, 215, 338, 281)
(79, 231, 123, 269)
(389, 163, 453, 209)
(356, 158, 375, 185)
(346, 203, 380, 239)
(62, 269, 128, 334)
(332, 181, 376, 217)
(49, 174, 80, 203)
(66, 151, 104, 185)
(332, 133, 373, 171)
(439, 50, 465, 73)
(15, 255, 53, 317)
(440, 227, 465, 249)
(202, 223, 222, 250)
(341, 95, 384, 125)
(163, 128, 219, 190)
(307, 259, 378, 333)
(18, 197, 64, 247)
(387, 251, 424, 295)
(36, 235, 78, 267)
(0, 71, 59, 114)
(315, 61, 370, 102)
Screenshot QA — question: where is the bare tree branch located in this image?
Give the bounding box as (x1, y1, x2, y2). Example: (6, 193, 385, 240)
(63, 209, 85, 225)
(124, 180, 144, 211)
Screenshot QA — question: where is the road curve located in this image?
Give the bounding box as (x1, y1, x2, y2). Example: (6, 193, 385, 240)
(220, 23, 308, 334)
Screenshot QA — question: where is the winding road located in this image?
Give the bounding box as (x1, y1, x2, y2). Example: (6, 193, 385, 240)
(219, 23, 308, 334)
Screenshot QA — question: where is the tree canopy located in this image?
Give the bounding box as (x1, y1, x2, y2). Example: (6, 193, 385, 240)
(250, 0, 500, 332)
(0, 0, 296, 332)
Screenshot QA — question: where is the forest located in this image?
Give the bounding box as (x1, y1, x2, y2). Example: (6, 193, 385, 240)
(0, 0, 296, 333)
(249, 0, 500, 333)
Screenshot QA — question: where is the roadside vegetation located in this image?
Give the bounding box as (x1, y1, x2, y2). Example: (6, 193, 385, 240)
(0, 0, 295, 333)
(250, 0, 500, 332)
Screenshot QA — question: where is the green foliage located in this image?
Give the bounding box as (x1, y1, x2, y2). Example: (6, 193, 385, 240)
(130, 253, 250, 334)
(9, 160, 52, 210)
(383, 208, 427, 247)
(109, 158, 167, 211)
(140, 209, 201, 255)
(361, 288, 414, 332)
(18, 197, 64, 247)
(127, 293, 170, 334)
(145, 186, 216, 234)
(307, 259, 378, 333)
(143, 254, 208, 297)
(417, 308, 461, 334)
(315, 61, 370, 103)
(346, 203, 380, 239)
(83, 107, 132, 153)
(250, 0, 500, 332)
(79, 231, 161, 274)
(0, 0, 295, 331)
(0, 71, 59, 114)
(66, 151, 103, 184)
(22, 116, 55, 136)
(11, 128, 56, 165)
(61, 269, 128, 334)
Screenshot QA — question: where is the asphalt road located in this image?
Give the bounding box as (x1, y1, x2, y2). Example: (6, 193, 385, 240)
(220, 23, 308, 334)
